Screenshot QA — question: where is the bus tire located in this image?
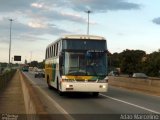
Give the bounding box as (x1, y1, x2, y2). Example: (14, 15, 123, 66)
(92, 92, 99, 97)
(47, 76, 52, 89)
(57, 79, 63, 96)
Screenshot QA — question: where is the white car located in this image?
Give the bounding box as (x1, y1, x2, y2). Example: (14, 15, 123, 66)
(108, 70, 119, 76)
(132, 73, 148, 79)
(35, 69, 45, 78)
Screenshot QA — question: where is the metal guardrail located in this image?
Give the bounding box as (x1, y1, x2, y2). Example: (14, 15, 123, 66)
(0, 69, 16, 91)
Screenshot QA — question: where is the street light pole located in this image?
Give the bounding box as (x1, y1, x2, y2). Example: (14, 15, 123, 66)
(9, 19, 13, 68)
(85, 10, 92, 35)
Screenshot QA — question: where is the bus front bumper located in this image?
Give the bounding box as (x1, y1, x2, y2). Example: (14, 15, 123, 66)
(61, 82, 108, 92)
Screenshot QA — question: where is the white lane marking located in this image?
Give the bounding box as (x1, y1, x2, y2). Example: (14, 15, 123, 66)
(100, 93, 160, 114)
(22, 72, 74, 120)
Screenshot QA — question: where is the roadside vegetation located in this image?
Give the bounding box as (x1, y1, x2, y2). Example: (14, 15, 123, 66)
(0, 69, 16, 90)
(108, 49, 160, 77)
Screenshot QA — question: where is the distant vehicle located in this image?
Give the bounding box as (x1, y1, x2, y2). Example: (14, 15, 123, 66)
(29, 67, 33, 71)
(22, 65, 29, 72)
(45, 35, 108, 96)
(132, 73, 148, 79)
(33, 67, 38, 72)
(35, 69, 45, 78)
(108, 70, 119, 76)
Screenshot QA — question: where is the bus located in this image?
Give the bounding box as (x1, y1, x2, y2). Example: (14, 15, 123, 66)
(45, 35, 108, 96)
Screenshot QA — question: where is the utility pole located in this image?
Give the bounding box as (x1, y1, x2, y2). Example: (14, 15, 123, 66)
(85, 10, 92, 35)
(9, 19, 13, 68)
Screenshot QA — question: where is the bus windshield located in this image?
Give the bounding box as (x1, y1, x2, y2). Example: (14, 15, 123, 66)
(64, 51, 107, 76)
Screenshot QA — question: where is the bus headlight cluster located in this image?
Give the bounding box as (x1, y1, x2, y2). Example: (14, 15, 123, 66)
(99, 85, 106, 88)
(66, 84, 70, 88)
(66, 84, 74, 90)
(66, 84, 73, 88)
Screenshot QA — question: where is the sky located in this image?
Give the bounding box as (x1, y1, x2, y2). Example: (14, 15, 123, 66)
(0, 0, 160, 63)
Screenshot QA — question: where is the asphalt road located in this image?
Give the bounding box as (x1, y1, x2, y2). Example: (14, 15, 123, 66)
(23, 71, 160, 120)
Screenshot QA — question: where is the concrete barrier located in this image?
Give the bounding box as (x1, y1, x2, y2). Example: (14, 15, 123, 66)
(19, 72, 36, 114)
(109, 76, 160, 95)
(19, 71, 49, 120)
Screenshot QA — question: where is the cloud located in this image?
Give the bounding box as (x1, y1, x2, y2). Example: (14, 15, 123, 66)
(152, 17, 160, 25)
(0, 37, 10, 44)
(28, 21, 47, 28)
(16, 34, 47, 42)
(0, 18, 69, 44)
(0, 0, 141, 46)
(27, 8, 86, 24)
(31, 2, 53, 11)
(60, 12, 86, 23)
(37, 0, 140, 12)
(68, 0, 140, 12)
(0, 0, 34, 12)
(31, 3, 44, 9)
(0, 0, 141, 26)
(28, 0, 140, 24)
(0, 0, 142, 62)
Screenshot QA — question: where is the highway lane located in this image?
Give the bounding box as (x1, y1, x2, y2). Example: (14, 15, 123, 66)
(23, 71, 160, 119)
(103, 86, 160, 114)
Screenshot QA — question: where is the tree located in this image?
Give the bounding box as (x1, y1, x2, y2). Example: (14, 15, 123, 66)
(119, 49, 146, 74)
(108, 52, 120, 71)
(108, 49, 160, 77)
(28, 60, 45, 69)
(29, 61, 38, 67)
(144, 51, 160, 76)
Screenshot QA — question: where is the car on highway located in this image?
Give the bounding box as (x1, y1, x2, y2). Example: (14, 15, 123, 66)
(34, 69, 45, 78)
(22, 65, 29, 72)
(132, 73, 148, 79)
(108, 70, 120, 76)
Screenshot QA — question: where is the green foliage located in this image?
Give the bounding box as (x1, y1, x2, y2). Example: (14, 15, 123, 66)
(0, 69, 16, 90)
(28, 61, 38, 67)
(108, 52, 120, 71)
(144, 51, 160, 76)
(119, 49, 146, 74)
(108, 49, 160, 77)
(28, 60, 45, 69)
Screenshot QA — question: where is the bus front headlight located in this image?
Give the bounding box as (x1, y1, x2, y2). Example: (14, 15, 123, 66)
(99, 85, 106, 88)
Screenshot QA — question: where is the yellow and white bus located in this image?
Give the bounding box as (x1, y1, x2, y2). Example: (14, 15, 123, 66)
(45, 35, 108, 96)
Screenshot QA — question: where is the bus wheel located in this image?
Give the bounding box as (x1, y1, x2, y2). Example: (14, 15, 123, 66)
(47, 76, 52, 89)
(92, 92, 99, 97)
(57, 80, 63, 96)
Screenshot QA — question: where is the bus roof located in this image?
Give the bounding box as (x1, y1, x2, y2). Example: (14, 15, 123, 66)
(47, 34, 106, 48)
(62, 35, 105, 40)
